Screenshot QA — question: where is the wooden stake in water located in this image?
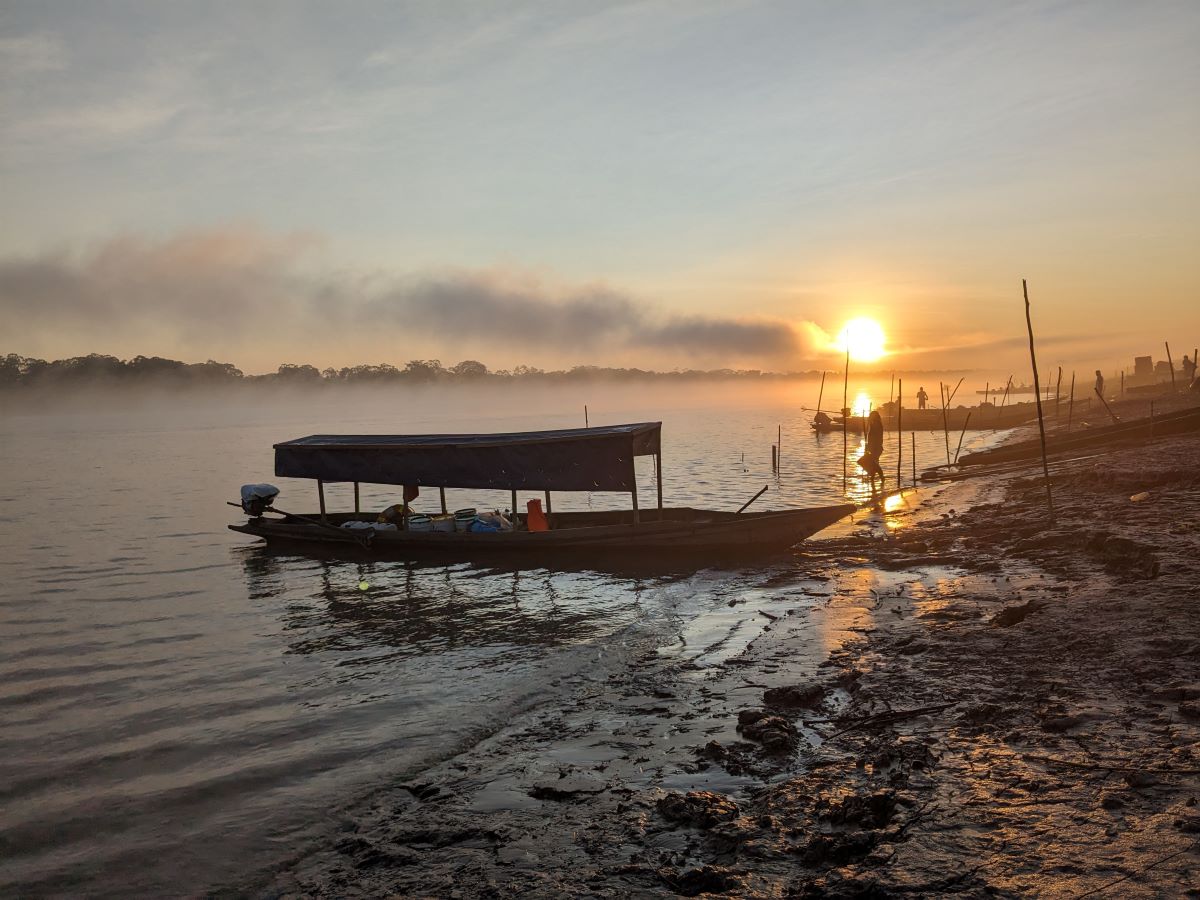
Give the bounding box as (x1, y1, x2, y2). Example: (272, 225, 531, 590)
(584, 405, 589, 427)
(1055, 366, 1063, 419)
(911, 432, 917, 486)
(778, 424, 782, 466)
(1023, 279, 1054, 521)
(1067, 371, 1076, 432)
(953, 412, 972, 464)
(939, 382, 951, 466)
(1166, 342, 1177, 392)
(842, 348, 849, 494)
(896, 378, 903, 483)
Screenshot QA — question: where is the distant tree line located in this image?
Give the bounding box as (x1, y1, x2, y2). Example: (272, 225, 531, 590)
(0, 352, 829, 390)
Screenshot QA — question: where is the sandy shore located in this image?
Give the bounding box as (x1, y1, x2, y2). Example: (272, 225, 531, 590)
(258, 395, 1200, 899)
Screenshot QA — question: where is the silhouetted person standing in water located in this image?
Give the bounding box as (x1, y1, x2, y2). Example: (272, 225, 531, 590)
(1094, 370, 1105, 398)
(859, 409, 885, 489)
(916, 386, 929, 409)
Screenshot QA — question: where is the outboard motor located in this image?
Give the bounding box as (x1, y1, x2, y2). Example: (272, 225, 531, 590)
(240, 483, 280, 516)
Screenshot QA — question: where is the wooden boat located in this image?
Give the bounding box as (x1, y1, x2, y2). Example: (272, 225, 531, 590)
(956, 404, 1200, 467)
(811, 402, 1038, 434)
(229, 423, 855, 560)
(975, 384, 1046, 395)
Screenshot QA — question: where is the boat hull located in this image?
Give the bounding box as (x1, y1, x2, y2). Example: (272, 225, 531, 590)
(228, 504, 856, 561)
(812, 405, 1037, 433)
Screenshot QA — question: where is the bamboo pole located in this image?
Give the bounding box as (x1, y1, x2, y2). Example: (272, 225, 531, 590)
(1022, 279, 1054, 521)
(1166, 342, 1177, 392)
(939, 382, 951, 466)
(953, 412, 972, 464)
(655, 450, 663, 513)
(1067, 371, 1075, 432)
(947, 376, 965, 405)
(584, 405, 589, 427)
(816, 371, 826, 417)
(778, 424, 782, 466)
(896, 378, 903, 483)
(842, 349, 849, 493)
(1055, 367, 1063, 419)
(911, 432, 916, 487)
(890, 372, 895, 404)
(995, 376, 1013, 432)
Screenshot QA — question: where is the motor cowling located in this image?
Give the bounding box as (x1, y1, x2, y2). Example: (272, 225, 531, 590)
(240, 483, 280, 516)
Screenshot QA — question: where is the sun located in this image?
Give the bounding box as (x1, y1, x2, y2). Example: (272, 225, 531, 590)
(836, 317, 886, 363)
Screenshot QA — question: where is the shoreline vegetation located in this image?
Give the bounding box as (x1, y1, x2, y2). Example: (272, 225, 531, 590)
(0, 352, 981, 393)
(258, 390, 1200, 898)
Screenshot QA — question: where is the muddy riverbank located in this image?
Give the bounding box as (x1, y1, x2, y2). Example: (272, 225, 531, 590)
(258, 405, 1200, 898)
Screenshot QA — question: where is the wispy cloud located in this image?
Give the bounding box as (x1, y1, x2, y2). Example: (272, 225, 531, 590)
(0, 32, 67, 75)
(0, 226, 806, 365)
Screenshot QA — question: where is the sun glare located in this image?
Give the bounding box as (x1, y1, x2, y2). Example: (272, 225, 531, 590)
(836, 317, 886, 363)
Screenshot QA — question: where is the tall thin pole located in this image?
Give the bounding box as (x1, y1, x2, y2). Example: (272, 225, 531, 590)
(584, 405, 589, 427)
(911, 432, 916, 486)
(896, 378, 903, 483)
(889, 372, 895, 404)
(939, 382, 951, 466)
(1165, 342, 1177, 392)
(1067, 371, 1075, 432)
(778, 424, 782, 466)
(816, 370, 827, 416)
(1023, 279, 1054, 520)
(1055, 367, 1063, 419)
(655, 450, 663, 514)
(953, 412, 972, 464)
(842, 348, 849, 493)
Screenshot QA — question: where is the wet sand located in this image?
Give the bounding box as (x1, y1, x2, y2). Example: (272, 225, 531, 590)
(258, 394, 1200, 898)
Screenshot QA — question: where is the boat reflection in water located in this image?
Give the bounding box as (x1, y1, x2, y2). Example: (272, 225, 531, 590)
(238, 544, 710, 668)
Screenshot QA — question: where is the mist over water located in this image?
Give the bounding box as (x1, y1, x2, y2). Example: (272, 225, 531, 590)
(0, 382, 1003, 896)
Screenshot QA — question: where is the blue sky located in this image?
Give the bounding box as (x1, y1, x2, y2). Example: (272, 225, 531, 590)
(2, 1, 1197, 372)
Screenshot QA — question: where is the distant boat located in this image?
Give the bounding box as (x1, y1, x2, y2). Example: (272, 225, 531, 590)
(229, 423, 855, 561)
(975, 384, 1049, 396)
(811, 402, 1039, 434)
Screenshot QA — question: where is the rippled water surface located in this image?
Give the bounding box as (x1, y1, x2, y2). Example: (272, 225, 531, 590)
(0, 383, 1000, 895)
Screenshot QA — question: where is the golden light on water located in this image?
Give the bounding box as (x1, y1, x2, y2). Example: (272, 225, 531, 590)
(852, 390, 873, 417)
(836, 317, 886, 363)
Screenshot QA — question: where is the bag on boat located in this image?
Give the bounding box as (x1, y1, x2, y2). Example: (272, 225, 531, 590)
(240, 483, 280, 516)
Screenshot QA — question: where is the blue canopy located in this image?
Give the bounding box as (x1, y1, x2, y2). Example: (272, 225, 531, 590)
(274, 422, 661, 492)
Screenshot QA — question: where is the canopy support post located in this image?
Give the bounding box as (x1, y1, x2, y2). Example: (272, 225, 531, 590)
(353, 482, 360, 514)
(439, 487, 447, 514)
(511, 489, 518, 524)
(544, 490, 552, 527)
(631, 480, 640, 525)
(317, 480, 327, 523)
(655, 451, 663, 519)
